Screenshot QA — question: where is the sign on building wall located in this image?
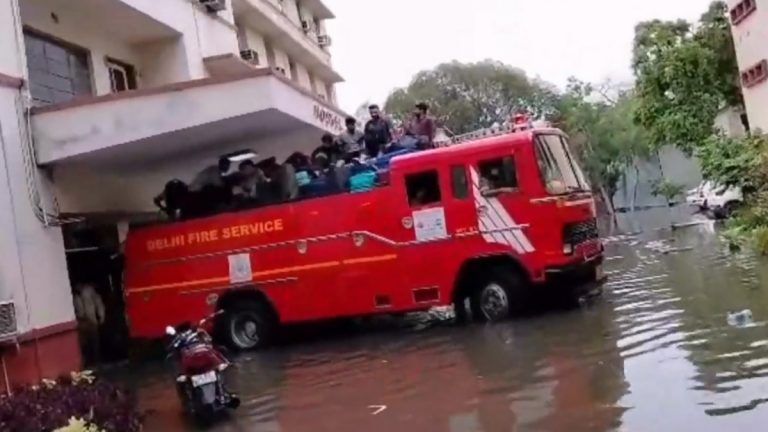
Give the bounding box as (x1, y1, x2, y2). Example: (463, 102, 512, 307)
(313, 105, 344, 133)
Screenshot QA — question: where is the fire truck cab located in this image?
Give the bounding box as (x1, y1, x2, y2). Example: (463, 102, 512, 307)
(125, 126, 603, 350)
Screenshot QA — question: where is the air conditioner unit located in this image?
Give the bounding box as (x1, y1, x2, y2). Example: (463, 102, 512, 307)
(199, 0, 226, 13)
(317, 35, 332, 47)
(0, 301, 18, 341)
(240, 49, 260, 65)
(301, 20, 311, 33)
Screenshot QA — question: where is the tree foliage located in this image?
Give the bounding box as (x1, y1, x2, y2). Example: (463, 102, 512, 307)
(384, 60, 559, 134)
(557, 79, 649, 207)
(696, 134, 768, 192)
(632, 1, 742, 154)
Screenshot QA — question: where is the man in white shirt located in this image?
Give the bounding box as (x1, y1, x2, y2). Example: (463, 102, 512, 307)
(74, 283, 105, 364)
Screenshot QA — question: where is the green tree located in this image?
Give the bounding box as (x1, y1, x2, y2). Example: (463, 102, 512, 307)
(632, 1, 742, 154)
(557, 79, 650, 213)
(384, 60, 559, 134)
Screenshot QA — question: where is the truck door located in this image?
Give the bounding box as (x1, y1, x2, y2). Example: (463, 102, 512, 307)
(469, 153, 535, 256)
(388, 166, 459, 308)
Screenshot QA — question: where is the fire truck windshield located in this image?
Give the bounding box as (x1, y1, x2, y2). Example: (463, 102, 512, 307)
(535, 134, 590, 195)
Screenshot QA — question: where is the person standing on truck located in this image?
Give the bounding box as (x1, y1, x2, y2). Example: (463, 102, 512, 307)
(190, 157, 231, 191)
(364, 104, 392, 158)
(189, 157, 234, 214)
(406, 102, 436, 149)
(337, 116, 364, 160)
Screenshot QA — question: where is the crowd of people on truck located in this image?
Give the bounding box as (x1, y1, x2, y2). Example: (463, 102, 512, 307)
(154, 103, 437, 221)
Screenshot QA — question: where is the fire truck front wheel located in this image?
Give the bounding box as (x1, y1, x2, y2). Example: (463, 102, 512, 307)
(471, 268, 525, 322)
(222, 301, 274, 351)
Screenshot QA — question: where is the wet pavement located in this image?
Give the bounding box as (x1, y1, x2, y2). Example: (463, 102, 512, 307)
(125, 209, 768, 431)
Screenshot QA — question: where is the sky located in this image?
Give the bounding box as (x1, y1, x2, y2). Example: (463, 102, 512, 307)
(323, 0, 717, 113)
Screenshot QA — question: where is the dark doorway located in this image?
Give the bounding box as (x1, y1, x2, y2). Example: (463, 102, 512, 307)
(63, 222, 129, 366)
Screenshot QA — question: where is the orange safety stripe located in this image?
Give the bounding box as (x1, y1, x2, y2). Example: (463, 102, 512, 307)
(127, 254, 398, 295)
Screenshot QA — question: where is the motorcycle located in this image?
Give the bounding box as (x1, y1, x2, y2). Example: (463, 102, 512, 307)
(165, 311, 240, 422)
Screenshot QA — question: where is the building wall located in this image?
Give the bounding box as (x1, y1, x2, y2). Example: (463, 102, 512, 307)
(21, 2, 145, 96)
(270, 45, 292, 78)
(282, 0, 302, 26)
(729, 0, 768, 132)
(313, 75, 328, 100)
(614, 146, 703, 210)
(295, 62, 312, 90)
(238, 27, 269, 67)
(0, 1, 75, 336)
(20, 0, 241, 95)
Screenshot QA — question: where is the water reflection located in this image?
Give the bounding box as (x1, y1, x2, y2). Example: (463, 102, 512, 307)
(127, 209, 768, 431)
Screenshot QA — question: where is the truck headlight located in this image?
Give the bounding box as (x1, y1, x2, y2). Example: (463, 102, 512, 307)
(563, 243, 574, 255)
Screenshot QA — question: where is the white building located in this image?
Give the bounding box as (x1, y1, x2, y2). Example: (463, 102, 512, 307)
(729, 0, 768, 132)
(0, 0, 346, 388)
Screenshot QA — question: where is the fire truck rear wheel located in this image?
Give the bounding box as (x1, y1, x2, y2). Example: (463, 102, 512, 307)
(223, 301, 274, 351)
(471, 268, 524, 322)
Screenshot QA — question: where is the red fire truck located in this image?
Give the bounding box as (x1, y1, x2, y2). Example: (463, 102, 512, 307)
(124, 125, 603, 350)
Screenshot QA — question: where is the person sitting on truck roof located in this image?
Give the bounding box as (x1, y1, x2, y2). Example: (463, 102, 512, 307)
(312, 133, 344, 165)
(405, 102, 436, 150)
(234, 160, 268, 204)
(337, 116, 364, 161)
(154, 179, 189, 220)
(189, 157, 231, 192)
(364, 105, 392, 158)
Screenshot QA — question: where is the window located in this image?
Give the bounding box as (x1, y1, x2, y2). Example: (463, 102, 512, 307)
(451, 165, 469, 199)
(406, 170, 441, 207)
(24, 30, 92, 106)
(730, 0, 757, 25)
(478, 157, 517, 191)
(741, 59, 768, 88)
(288, 59, 298, 82)
(106, 59, 137, 93)
(536, 135, 589, 195)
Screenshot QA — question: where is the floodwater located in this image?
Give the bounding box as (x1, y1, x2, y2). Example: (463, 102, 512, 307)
(126, 209, 768, 431)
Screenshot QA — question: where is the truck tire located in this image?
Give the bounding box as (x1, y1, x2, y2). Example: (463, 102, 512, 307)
(222, 301, 274, 351)
(470, 267, 526, 322)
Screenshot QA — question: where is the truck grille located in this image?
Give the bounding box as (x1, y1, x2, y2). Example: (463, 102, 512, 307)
(564, 219, 599, 246)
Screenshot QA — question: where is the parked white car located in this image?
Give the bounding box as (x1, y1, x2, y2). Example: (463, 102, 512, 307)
(686, 181, 743, 218)
(686, 181, 713, 209)
(706, 184, 743, 218)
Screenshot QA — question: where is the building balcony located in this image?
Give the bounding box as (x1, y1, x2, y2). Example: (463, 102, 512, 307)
(301, 0, 335, 19)
(31, 66, 348, 167)
(232, 0, 342, 83)
(20, 0, 240, 99)
(22, 0, 186, 46)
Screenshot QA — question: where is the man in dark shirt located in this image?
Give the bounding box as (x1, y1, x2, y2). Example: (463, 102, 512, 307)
(406, 102, 436, 149)
(312, 133, 343, 165)
(363, 104, 392, 158)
